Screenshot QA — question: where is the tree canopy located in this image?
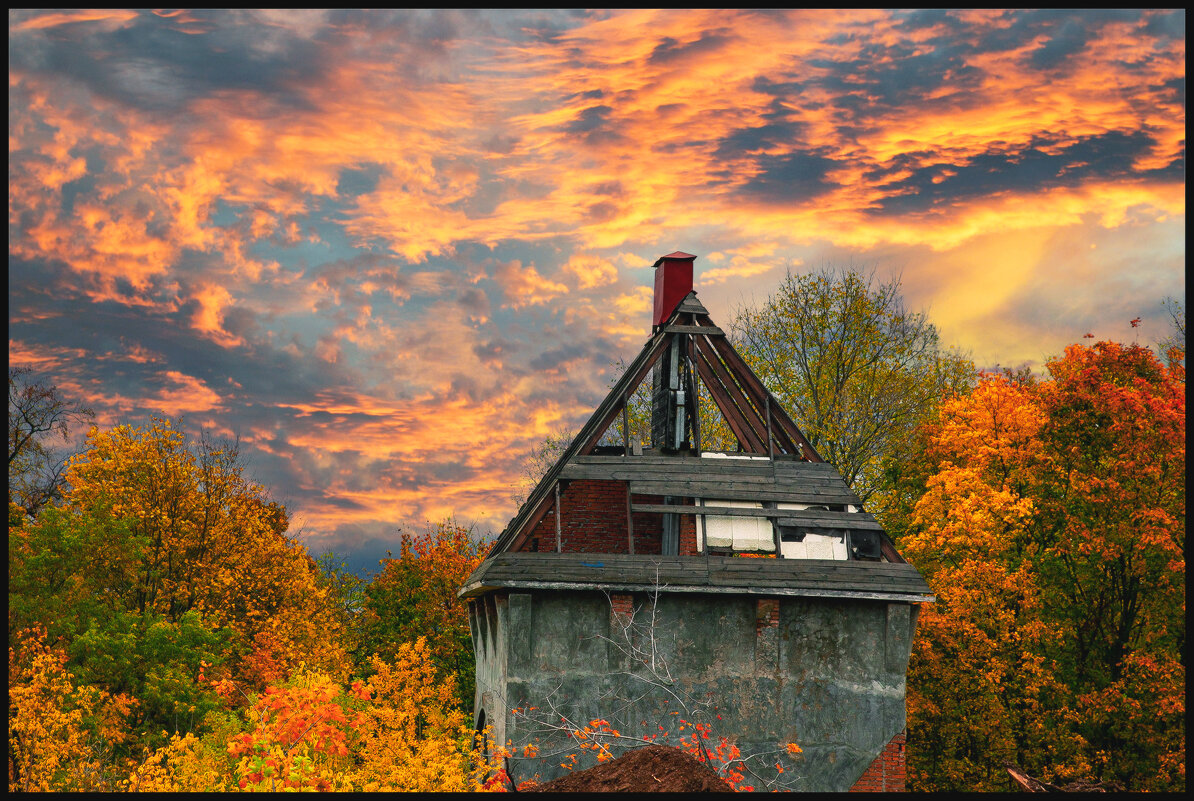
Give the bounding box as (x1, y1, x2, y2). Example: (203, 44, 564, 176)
(731, 267, 974, 505)
(897, 340, 1185, 791)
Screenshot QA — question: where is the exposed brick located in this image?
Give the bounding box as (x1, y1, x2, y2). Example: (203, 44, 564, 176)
(517, 480, 703, 556)
(849, 731, 906, 792)
(755, 598, 780, 634)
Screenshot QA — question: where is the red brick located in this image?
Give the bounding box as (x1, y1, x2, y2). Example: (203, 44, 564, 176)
(517, 480, 703, 555)
(850, 731, 906, 792)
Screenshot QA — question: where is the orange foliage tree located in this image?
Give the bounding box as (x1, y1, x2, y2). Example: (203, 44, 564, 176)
(357, 519, 488, 711)
(8, 627, 136, 791)
(125, 637, 485, 792)
(898, 340, 1184, 791)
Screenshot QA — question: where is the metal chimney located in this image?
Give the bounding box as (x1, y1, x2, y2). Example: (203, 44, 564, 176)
(650, 251, 696, 456)
(652, 251, 695, 329)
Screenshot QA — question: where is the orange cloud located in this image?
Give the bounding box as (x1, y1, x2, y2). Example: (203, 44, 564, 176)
(494, 260, 569, 309)
(12, 9, 139, 31)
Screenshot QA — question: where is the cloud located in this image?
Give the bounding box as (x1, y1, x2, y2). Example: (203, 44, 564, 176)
(7, 8, 1185, 568)
(561, 253, 619, 289)
(493, 260, 569, 308)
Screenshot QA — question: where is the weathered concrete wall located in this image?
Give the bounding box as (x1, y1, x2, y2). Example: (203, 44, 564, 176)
(470, 589, 919, 791)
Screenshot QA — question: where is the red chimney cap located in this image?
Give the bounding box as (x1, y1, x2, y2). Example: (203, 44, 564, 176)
(654, 251, 696, 265)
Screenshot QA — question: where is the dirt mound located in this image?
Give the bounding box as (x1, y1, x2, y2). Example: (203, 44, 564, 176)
(524, 744, 733, 793)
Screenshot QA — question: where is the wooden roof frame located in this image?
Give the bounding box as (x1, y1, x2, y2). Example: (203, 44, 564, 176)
(490, 291, 832, 556)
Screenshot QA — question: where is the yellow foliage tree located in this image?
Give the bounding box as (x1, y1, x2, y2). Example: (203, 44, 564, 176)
(61, 418, 348, 686)
(8, 628, 136, 792)
(125, 637, 484, 792)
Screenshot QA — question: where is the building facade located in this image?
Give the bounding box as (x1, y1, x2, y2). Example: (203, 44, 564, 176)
(458, 252, 931, 791)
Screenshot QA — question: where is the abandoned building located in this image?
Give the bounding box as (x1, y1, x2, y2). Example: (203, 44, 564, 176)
(458, 251, 933, 792)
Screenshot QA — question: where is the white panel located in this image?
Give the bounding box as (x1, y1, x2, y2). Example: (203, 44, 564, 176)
(704, 515, 734, 548)
(780, 539, 806, 559)
(702, 499, 773, 551)
(802, 533, 848, 561)
(737, 516, 775, 551)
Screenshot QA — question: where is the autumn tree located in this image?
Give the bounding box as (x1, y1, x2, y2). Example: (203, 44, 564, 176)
(731, 267, 974, 507)
(8, 366, 94, 516)
(126, 638, 481, 792)
(8, 627, 138, 791)
(58, 418, 349, 686)
(898, 339, 1184, 792)
(356, 519, 489, 712)
(9, 415, 352, 775)
(1032, 341, 1184, 789)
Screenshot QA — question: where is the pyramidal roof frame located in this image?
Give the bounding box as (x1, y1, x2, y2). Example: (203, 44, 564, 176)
(491, 285, 825, 556)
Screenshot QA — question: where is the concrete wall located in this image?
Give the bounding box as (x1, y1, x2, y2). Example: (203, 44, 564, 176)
(469, 588, 919, 791)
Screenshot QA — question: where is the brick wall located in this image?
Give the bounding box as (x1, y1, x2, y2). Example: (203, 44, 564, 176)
(849, 730, 906, 792)
(610, 593, 634, 629)
(755, 598, 780, 634)
(518, 480, 701, 556)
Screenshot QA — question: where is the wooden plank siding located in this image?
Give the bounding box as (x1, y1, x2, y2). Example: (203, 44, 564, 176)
(559, 457, 864, 508)
(627, 504, 884, 530)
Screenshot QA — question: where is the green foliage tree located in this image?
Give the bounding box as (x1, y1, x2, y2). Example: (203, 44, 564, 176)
(730, 266, 974, 508)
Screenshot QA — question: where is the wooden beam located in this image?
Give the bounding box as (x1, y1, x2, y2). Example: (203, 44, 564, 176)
(693, 342, 767, 452)
(686, 336, 701, 453)
(622, 393, 629, 457)
(694, 336, 777, 454)
(554, 481, 562, 552)
(626, 482, 635, 554)
(698, 332, 801, 457)
(663, 324, 725, 336)
(630, 504, 881, 529)
(766, 394, 774, 461)
(704, 333, 822, 461)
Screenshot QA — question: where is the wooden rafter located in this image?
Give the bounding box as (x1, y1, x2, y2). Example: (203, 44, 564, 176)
(692, 338, 768, 452)
(494, 326, 673, 554)
(703, 327, 823, 462)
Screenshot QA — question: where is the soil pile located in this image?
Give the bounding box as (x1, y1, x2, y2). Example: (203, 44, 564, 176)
(524, 745, 733, 793)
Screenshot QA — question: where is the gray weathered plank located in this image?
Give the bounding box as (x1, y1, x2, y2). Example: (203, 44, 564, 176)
(663, 324, 725, 336)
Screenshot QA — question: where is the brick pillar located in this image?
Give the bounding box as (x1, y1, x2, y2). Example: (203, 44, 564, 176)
(754, 598, 780, 673)
(608, 593, 634, 670)
(849, 730, 906, 792)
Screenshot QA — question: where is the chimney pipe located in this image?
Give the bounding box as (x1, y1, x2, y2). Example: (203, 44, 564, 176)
(652, 251, 696, 328)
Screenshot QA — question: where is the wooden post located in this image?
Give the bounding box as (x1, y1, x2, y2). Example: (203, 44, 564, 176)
(554, 481, 562, 552)
(626, 482, 635, 554)
(688, 336, 701, 454)
(622, 393, 630, 456)
(766, 394, 774, 460)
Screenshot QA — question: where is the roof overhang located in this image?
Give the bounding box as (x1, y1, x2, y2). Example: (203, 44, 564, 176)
(458, 553, 934, 604)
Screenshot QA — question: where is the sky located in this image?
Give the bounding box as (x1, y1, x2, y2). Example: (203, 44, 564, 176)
(8, 9, 1185, 575)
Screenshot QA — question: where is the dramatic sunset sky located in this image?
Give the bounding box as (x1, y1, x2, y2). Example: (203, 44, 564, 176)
(9, 9, 1185, 573)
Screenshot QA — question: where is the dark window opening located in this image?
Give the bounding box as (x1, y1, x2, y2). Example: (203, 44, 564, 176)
(849, 530, 882, 561)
